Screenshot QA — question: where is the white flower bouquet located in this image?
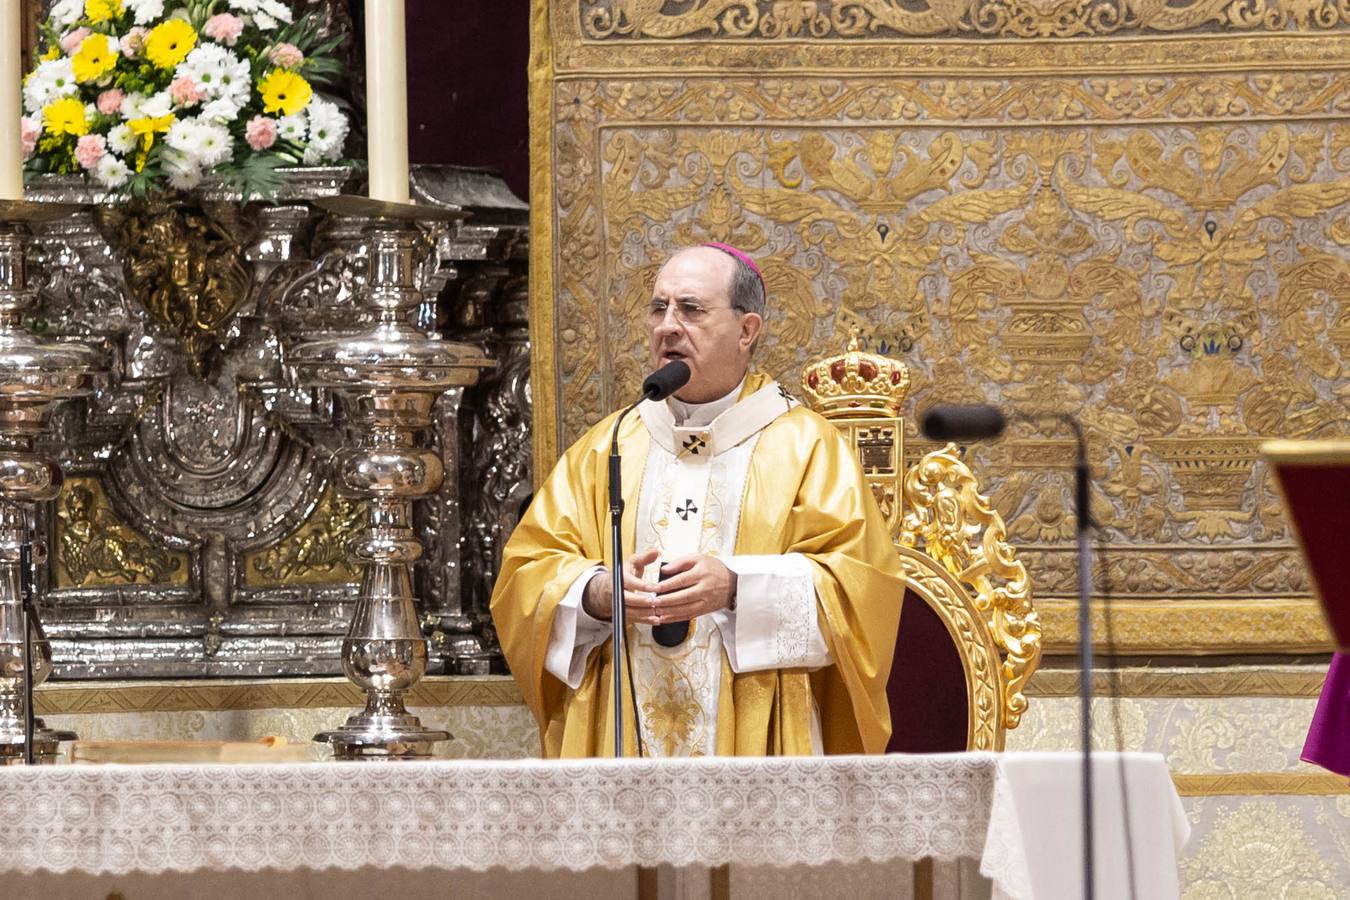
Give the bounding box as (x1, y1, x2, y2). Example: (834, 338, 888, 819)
(23, 0, 352, 197)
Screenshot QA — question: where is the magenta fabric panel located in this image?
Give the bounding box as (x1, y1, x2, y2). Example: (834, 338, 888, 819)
(1303, 652, 1350, 779)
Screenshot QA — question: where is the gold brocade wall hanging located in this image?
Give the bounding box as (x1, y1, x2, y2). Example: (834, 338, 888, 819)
(529, 0, 1350, 653)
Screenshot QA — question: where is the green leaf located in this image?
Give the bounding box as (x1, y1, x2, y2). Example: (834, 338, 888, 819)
(217, 153, 291, 202)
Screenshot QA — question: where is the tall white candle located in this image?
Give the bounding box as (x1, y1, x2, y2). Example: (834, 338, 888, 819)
(365, 0, 410, 204)
(0, 0, 23, 200)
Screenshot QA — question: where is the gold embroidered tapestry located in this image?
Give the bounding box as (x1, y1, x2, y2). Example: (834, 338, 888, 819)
(528, 0, 1350, 653)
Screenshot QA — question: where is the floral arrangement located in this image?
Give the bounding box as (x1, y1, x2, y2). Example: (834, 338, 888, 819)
(22, 0, 351, 196)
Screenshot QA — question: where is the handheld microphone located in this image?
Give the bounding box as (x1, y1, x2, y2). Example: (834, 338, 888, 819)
(652, 566, 687, 647)
(920, 404, 1007, 442)
(642, 361, 691, 401)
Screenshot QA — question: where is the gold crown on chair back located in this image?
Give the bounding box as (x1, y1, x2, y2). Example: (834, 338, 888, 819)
(800, 326, 911, 418)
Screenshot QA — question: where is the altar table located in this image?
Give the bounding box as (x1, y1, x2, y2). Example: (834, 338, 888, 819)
(0, 752, 1188, 900)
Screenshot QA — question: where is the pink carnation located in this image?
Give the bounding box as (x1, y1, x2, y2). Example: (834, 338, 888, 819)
(120, 27, 147, 58)
(169, 77, 205, 106)
(20, 117, 38, 159)
(60, 27, 91, 55)
(204, 13, 245, 45)
(269, 43, 304, 68)
(96, 89, 125, 115)
(245, 115, 278, 151)
(75, 134, 107, 170)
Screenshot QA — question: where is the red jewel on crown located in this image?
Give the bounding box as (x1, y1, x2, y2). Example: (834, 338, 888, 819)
(800, 326, 910, 419)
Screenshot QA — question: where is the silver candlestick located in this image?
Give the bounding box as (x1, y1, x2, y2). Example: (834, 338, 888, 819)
(292, 196, 492, 759)
(0, 201, 102, 765)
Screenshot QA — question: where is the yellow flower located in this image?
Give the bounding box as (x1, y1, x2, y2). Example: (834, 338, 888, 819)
(143, 19, 197, 69)
(42, 47, 60, 62)
(43, 97, 89, 136)
(128, 113, 175, 171)
(258, 69, 312, 117)
(72, 33, 117, 83)
(84, 0, 123, 23)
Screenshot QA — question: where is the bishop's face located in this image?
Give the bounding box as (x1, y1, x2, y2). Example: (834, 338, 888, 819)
(647, 247, 762, 404)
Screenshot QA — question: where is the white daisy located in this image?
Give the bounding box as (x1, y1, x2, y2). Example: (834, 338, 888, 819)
(22, 58, 78, 114)
(125, 0, 166, 25)
(196, 122, 234, 167)
(178, 42, 230, 81)
(259, 0, 294, 26)
(119, 92, 146, 120)
(95, 154, 131, 188)
(276, 112, 307, 142)
(305, 98, 349, 161)
(165, 161, 204, 190)
(199, 97, 243, 123)
(139, 91, 174, 119)
(228, 0, 293, 29)
(108, 124, 136, 155)
(49, 0, 83, 29)
(162, 147, 204, 189)
(179, 45, 252, 109)
(165, 119, 206, 160)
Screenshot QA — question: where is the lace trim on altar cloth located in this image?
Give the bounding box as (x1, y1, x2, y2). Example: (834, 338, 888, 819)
(0, 756, 1001, 876)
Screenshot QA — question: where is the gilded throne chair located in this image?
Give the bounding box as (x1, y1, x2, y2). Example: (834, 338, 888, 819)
(801, 332, 1042, 752)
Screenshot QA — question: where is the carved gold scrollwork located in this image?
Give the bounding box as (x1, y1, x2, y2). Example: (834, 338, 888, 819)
(245, 489, 366, 587)
(899, 446, 1042, 729)
(97, 196, 255, 377)
(579, 0, 1350, 39)
(55, 478, 187, 588)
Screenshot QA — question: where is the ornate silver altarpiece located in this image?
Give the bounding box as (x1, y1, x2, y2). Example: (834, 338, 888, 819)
(21, 165, 529, 681)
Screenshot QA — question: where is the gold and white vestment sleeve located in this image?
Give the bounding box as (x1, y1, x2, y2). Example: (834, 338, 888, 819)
(544, 564, 609, 689)
(715, 552, 832, 673)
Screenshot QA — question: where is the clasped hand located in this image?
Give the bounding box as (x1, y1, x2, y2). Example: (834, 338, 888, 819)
(582, 549, 737, 625)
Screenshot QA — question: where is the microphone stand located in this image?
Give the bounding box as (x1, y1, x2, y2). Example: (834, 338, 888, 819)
(1016, 413, 1094, 900)
(924, 405, 1095, 899)
(1069, 420, 1095, 900)
(20, 538, 34, 766)
(608, 397, 647, 759)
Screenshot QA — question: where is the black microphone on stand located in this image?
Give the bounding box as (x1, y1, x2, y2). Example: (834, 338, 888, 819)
(608, 361, 691, 757)
(919, 405, 1007, 442)
(920, 403, 1098, 900)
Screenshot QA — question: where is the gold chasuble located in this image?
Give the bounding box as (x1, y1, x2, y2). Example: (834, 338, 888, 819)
(491, 372, 903, 758)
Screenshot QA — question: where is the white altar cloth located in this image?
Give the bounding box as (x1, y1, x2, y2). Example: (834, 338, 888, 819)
(0, 752, 1187, 900)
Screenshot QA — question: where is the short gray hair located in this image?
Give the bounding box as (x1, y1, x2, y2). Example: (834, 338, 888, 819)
(727, 255, 766, 317)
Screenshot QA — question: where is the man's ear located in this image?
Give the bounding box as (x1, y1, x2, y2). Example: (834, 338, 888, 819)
(740, 312, 764, 352)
